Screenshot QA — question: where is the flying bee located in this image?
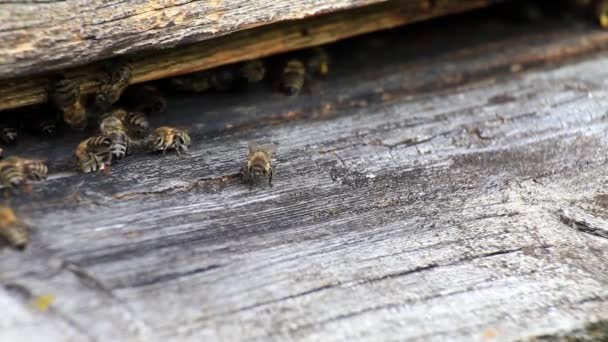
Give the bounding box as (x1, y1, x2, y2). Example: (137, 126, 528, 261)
(94, 59, 133, 110)
(99, 115, 130, 160)
(110, 108, 149, 137)
(121, 84, 167, 116)
(0, 156, 48, 189)
(147, 127, 191, 155)
(75, 136, 112, 173)
(0, 207, 29, 250)
(51, 77, 88, 129)
(241, 142, 275, 186)
(238, 59, 266, 84)
(279, 59, 306, 96)
(305, 47, 330, 77)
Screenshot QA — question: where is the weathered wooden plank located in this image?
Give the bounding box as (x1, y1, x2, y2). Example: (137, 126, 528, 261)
(0, 0, 385, 79)
(2, 11, 608, 342)
(0, 0, 500, 112)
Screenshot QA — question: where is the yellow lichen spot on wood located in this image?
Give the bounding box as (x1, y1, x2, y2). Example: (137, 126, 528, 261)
(32, 295, 54, 312)
(481, 328, 498, 340)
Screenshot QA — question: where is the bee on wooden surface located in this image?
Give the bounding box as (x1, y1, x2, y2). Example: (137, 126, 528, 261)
(110, 108, 150, 137)
(238, 59, 266, 84)
(0, 156, 48, 189)
(279, 59, 306, 96)
(305, 47, 330, 77)
(99, 115, 130, 160)
(94, 59, 133, 111)
(75, 136, 112, 173)
(51, 77, 88, 129)
(121, 84, 167, 116)
(208, 66, 238, 91)
(240, 142, 275, 186)
(0, 207, 29, 250)
(147, 127, 191, 155)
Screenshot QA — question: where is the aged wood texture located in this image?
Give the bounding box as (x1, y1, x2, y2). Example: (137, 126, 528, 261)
(0, 0, 501, 111)
(1, 14, 608, 342)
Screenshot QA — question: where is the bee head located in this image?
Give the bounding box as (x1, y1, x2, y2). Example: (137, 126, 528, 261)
(94, 92, 110, 109)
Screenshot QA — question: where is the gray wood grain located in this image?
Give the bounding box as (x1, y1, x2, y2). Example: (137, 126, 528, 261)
(0, 0, 389, 80)
(1, 16, 608, 342)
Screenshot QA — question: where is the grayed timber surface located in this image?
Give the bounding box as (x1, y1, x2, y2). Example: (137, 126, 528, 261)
(0, 0, 386, 79)
(2, 12, 608, 342)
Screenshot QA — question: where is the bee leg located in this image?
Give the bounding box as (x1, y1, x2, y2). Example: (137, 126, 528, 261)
(22, 181, 32, 195)
(268, 168, 273, 186)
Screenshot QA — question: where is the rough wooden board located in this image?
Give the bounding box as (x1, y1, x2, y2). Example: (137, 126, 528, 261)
(0, 0, 500, 111)
(0, 0, 386, 79)
(2, 16, 608, 342)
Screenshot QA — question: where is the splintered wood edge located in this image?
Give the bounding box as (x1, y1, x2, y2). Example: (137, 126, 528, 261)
(0, 0, 499, 112)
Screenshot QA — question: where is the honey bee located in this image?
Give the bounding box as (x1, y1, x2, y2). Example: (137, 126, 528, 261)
(75, 136, 112, 173)
(167, 73, 211, 93)
(596, 0, 608, 27)
(51, 77, 88, 129)
(240, 142, 275, 186)
(121, 84, 167, 116)
(0, 123, 18, 144)
(238, 59, 266, 84)
(99, 115, 130, 160)
(279, 59, 306, 96)
(0, 156, 48, 189)
(94, 59, 133, 110)
(147, 127, 191, 155)
(109, 108, 149, 137)
(22, 108, 61, 137)
(0, 207, 29, 250)
(305, 48, 330, 77)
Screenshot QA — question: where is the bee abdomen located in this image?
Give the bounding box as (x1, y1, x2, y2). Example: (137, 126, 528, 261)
(25, 162, 48, 181)
(125, 111, 149, 129)
(0, 223, 29, 250)
(280, 59, 306, 96)
(0, 163, 24, 187)
(107, 132, 129, 159)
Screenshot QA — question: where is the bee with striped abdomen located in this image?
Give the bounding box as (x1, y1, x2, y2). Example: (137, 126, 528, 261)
(99, 115, 131, 160)
(51, 77, 88, 129)
(0, 156, 48, 189)
(94, 59, 133, 111)
(240, 142, 275, 186)
(147, 127, 191, 155)
(238, 59, 266, 85)
(75, 136, 112, 173)
(0, 207, 29, 250)
(109, 108, 149, 137)
(305, 47, 330, 77)
(279, 59, 306, 96)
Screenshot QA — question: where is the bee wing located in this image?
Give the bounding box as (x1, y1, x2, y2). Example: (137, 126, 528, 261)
(248, 141, 260, 155)
(260, 143, 276, 157)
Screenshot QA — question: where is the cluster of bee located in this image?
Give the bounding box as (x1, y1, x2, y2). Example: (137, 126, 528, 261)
(168, 47, 330, 96)
(0, 46, 325, 251)
(46, 48, 325, 174)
